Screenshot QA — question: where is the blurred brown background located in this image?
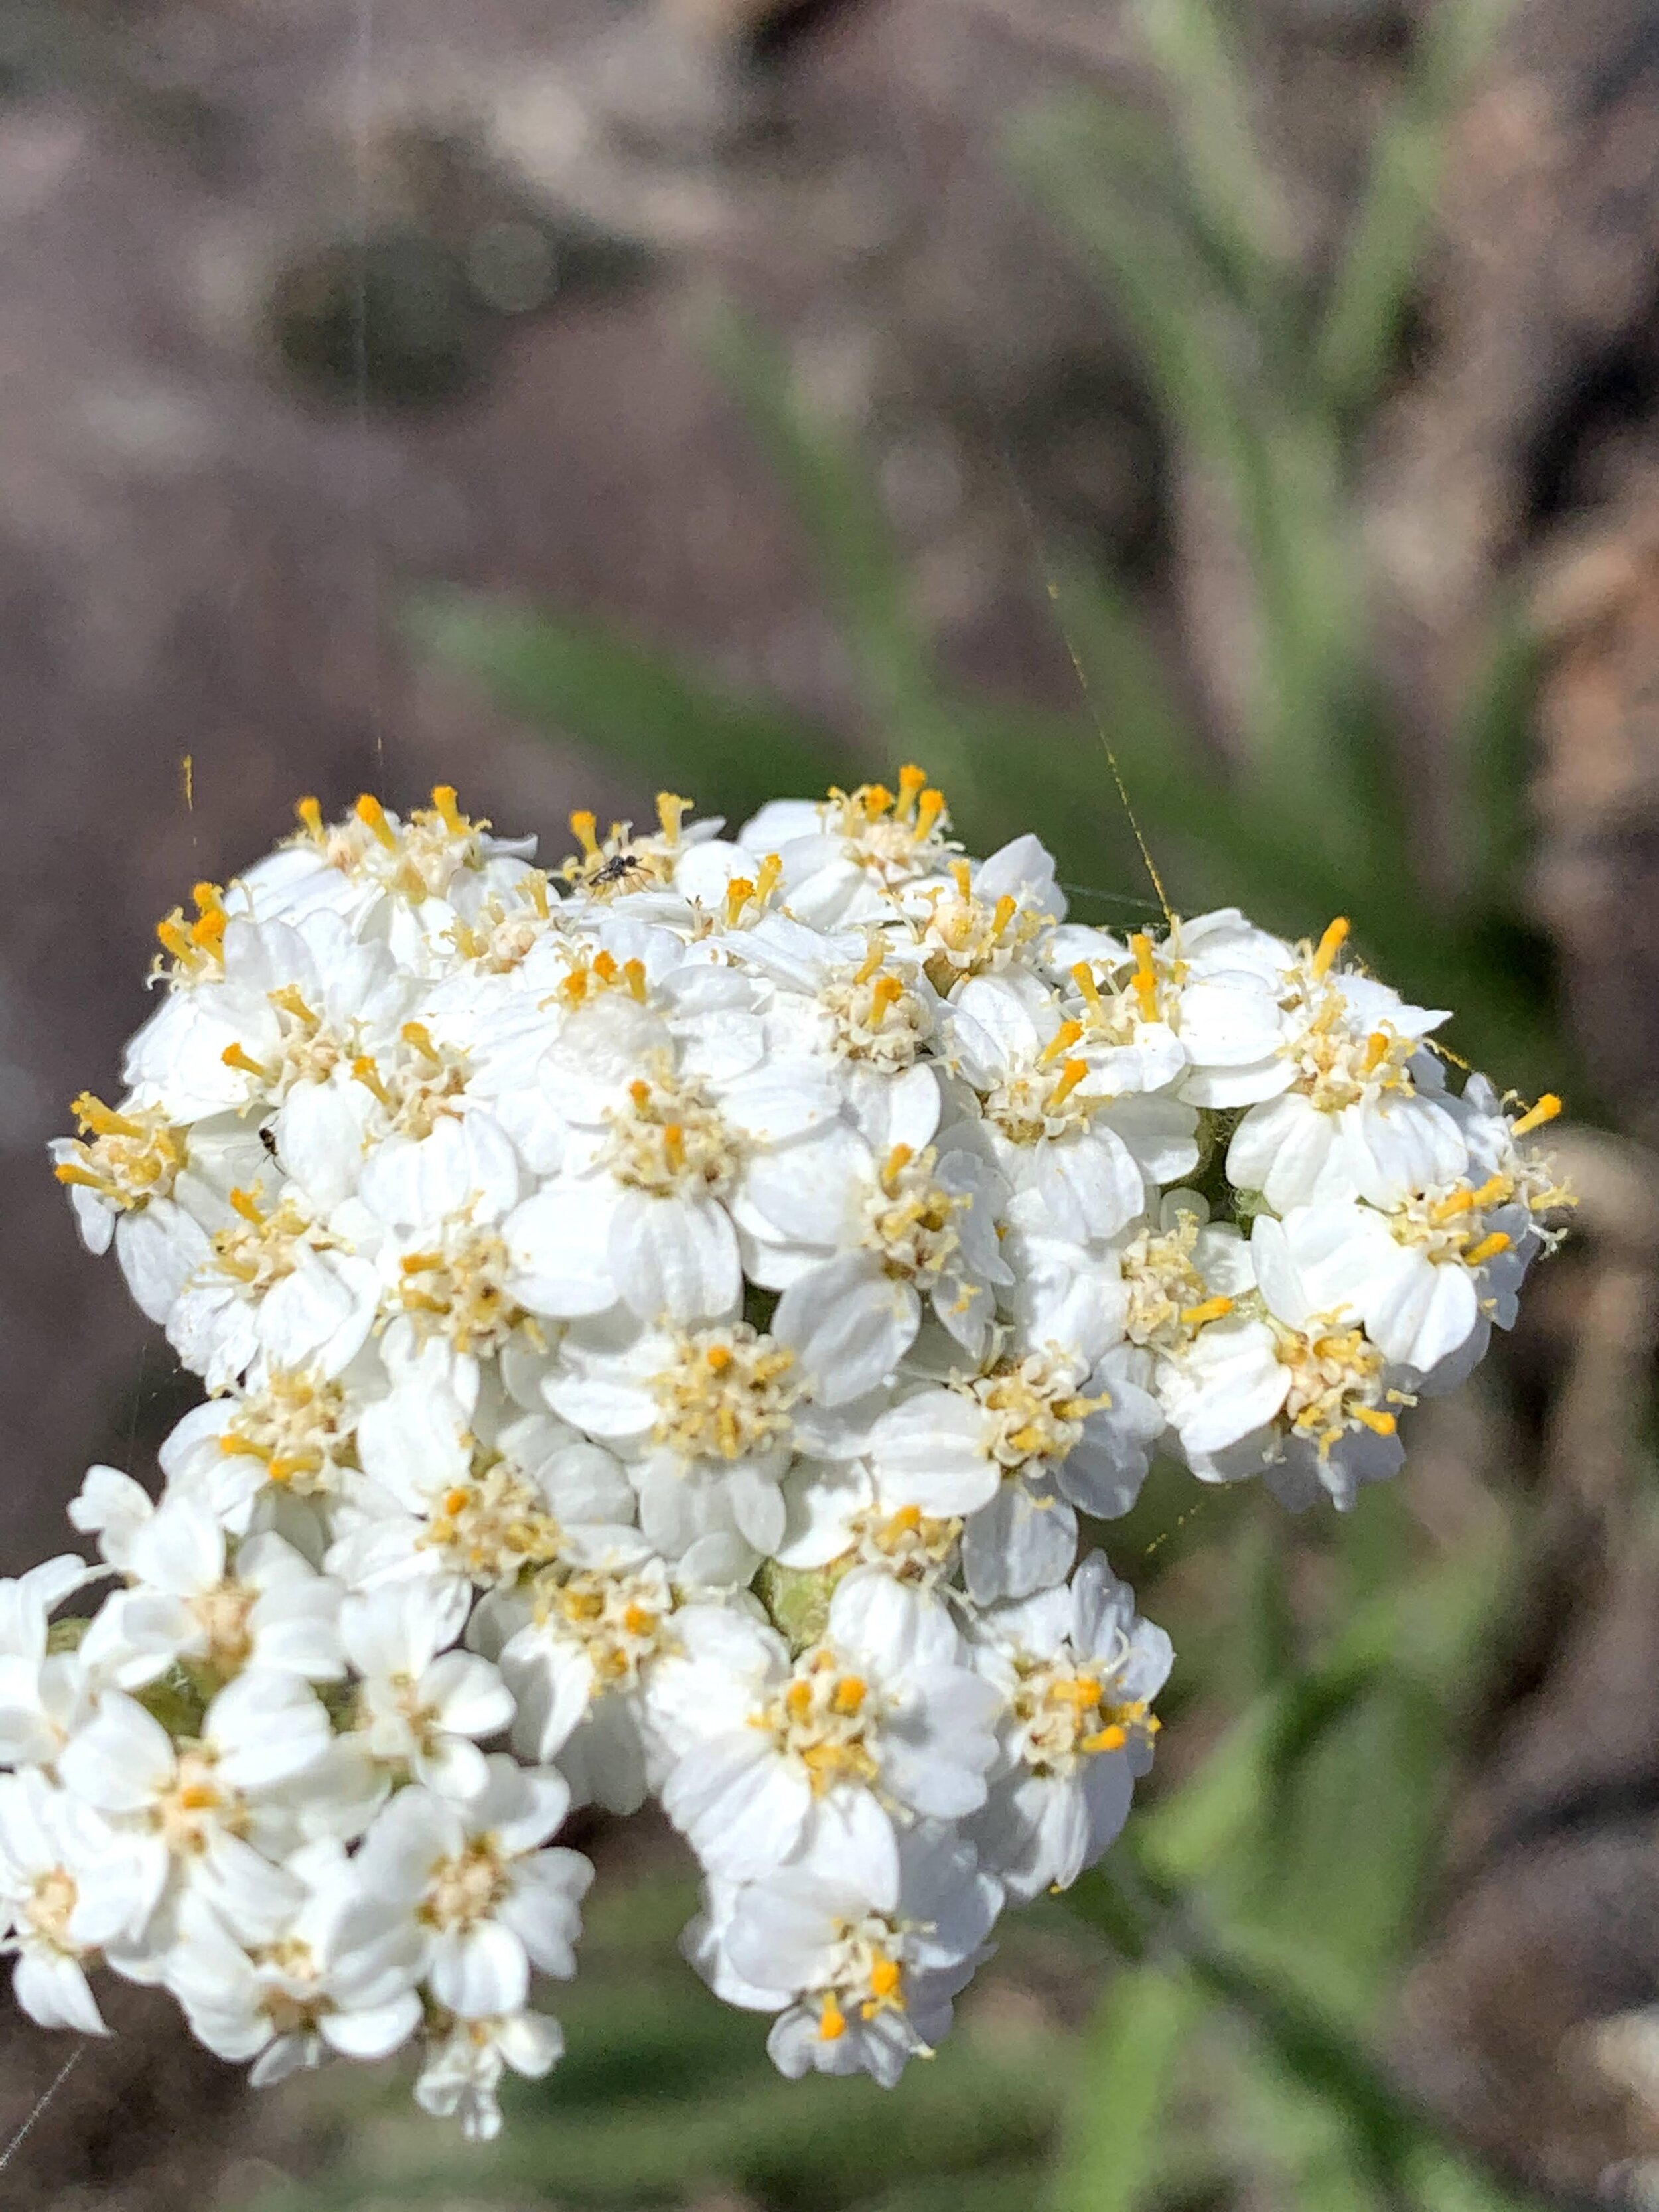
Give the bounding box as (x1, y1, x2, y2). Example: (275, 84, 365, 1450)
(8, 1, 1659, 2206)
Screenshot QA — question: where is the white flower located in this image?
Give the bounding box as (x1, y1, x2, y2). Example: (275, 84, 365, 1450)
(685, 1819, 1001, 2085)
(654, 1572, 1001, 1885)
(58, 1671, 335, 1951)
(414, 2008, 566, 2140)
(51, 1098, 267, 1325)
(167, 1179, 380, 1394)
(1167, 1206, 1412, 1511)
(735, 771, 958, 928)
(328, 1382, 630, 1633)
(354, 1757, 591, 2016)
(970, 1552, 1170, 1901)
(122, 908, 411, 1159)
(944, 970, 1194, 1242)
(80, 1499, 344, 1692)
(545, 1315, 802, 1558)
(505, 989, 847, 1330)
(867, 1339, 1162, 1604)
(269, 790, 539, 974)
(340, 1586, 515, 1800)
(165, 1846, 423, 2083)
(743, 1110, 1013, 1401)
(490, 1528, 678, 1814)
(0, 1769, 145, 2032)
(1224, 921, 1463, 1211)
(0, 1557, 102, 1771)
(156, 1360, 379, 1546)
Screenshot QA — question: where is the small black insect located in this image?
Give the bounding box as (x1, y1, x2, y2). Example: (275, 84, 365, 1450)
(590, 852, 648, 889)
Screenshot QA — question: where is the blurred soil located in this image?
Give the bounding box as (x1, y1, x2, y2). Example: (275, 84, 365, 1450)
(5, 0, 1659, 2204)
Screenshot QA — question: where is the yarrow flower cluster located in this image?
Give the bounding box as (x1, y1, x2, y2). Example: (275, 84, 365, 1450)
(7, 775, 1567, 2130)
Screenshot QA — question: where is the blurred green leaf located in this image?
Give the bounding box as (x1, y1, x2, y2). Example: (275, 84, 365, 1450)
(704, 305, 963, 769)
(408, 590, 845, 822)
(1051, 1965, 1200, 2212)
(1317, 0, 1516, 419)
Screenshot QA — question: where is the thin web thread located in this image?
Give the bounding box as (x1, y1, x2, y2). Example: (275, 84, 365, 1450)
(0, 2045, 85, 2178)
(350, 0, 384, 768)
(883, 60, 1175, 932)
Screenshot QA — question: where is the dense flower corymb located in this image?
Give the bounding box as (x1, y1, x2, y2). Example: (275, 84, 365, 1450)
(3, 774, 1567, 2126)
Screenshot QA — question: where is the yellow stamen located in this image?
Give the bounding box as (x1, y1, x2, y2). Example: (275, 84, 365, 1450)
(1081, 1724, 1129, 1754)
(593, 951, 619, 985)
(54, 1163, 104, 1190)
(662, 1124, 685, 1173)
(755, 853, 783, 903)
(270, 985, 319, 1027)
(869, 974, 904, 1025)
(220, 1043, 271, 1082)
(401, 1023, 441, 1063)
(832, 1677, 866, 1716)
(818, 1996, 847, 2042)
(1352, 1405, 1397, 1436)
(869, 1957, 902, 2002)
(156, 919, 192, 962)
(1180, 1295, 1234, 1326)
(526, 872, 550, 919)
(863, 783, 895, 818)
(1512, 1093, 1562, 1138)
(192, 882, 225, 919)
(1311, 916, 1350, 979)
(1362, 1031, 1391, 1074)
(72, 1093, 141, 1139)
(1430, 1189, 1476, 1222)
(881, 1143, 914, 1190)
(1129, 934, 1159, 1019)
(991, 893, 1018, 940)
(624, 958, 647, 1002)
(431, 785, 465, 834)
(352, 1055, 394, 1110)
(355, 794, 397, 851)
(628, 1080, 651, 1111)
(725, 877, 755, 926)
(706, 1344, 734, 1373)
(569, 810, 599, 859)
(914, 787, 946, 837)
(896, 764, 928, 820)
(949, 859, 972, 899)
(1070, 962, 1104, 1016)
(1465, 1231, 1512, 1267)
(1470, 1172, 1513, 1208)
(1047, 1057, 1090, 1109)
(656, 792, 691, 847)
(295, 796, 324, 838)
(853, 940, 886, 986)
(1040, 1019, 1085, 1067)
(228, 1187, 266, 1226)
(190, 909, 226, 952)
